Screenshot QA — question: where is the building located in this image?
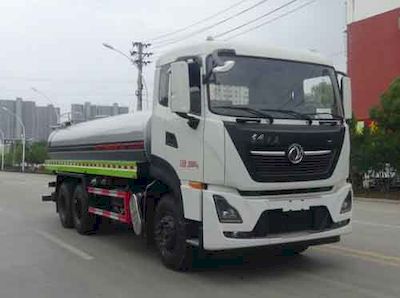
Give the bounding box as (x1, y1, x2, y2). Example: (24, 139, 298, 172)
(347, 0, 400, 120)
(0, 97, 59, 142)
(36, 105, 59, 141)
(70, 102, 129, 123)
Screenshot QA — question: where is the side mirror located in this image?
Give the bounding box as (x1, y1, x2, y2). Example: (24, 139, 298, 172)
(170, 61, 190, 114)
(341, 76, 352, 120)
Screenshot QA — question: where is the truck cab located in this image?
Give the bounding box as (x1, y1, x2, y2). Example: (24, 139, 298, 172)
(150, 41, 352, 251)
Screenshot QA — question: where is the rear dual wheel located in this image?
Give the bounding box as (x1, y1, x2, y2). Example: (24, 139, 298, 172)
(71, 184, 97, 234)
(57, 181, 97, 234)
(57, 182, 74, 228)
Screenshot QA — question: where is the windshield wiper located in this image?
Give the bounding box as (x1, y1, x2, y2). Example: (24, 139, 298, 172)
(213, 105, 274, 123)
(260, 109, 313, 125)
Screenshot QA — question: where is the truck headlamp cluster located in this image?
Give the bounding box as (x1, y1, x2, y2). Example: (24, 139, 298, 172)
(340, 191, 352, 214)
(213, 195, 243, 223)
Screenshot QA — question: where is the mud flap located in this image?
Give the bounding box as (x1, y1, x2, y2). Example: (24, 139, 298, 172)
(130, 193, 143, 235)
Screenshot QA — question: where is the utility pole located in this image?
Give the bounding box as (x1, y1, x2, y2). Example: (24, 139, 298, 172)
(130, 42, 152, 111)
(0, 129, 4, 171)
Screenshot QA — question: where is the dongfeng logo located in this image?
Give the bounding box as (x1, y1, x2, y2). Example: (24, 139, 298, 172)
(287, 143, 304, 164)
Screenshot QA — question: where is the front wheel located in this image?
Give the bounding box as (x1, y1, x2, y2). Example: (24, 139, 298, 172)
(154, 194, 194, 271)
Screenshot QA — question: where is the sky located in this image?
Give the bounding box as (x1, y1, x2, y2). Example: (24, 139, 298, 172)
(0, 0, 347, 113)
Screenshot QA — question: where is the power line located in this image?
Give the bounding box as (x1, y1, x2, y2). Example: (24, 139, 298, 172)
(224, 0, 317, 40)
(148, 0, 251, 42)
(213, 0, 298, 39)
(151, 0, 273, 50)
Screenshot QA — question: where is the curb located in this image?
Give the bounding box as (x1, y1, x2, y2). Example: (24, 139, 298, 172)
(355, 197, 400, 204)
(0, 171, 53, 177)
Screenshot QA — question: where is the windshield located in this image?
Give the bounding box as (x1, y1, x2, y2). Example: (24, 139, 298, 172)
(207, 55, 342, 120)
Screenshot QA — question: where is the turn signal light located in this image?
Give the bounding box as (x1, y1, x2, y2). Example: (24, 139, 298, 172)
(189, 181, 207, 190)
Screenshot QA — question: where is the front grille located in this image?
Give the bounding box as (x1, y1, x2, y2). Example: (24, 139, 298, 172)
(224, 122, 345, 183)
(250, 151, 335, 182)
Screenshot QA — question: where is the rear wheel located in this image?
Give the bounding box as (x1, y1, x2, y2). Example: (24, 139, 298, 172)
(71, 184, 97, 235)
(57, 182, 74, 228)
(154, 194, 193, 271)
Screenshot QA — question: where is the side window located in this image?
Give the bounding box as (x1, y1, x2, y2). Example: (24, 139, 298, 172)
(189, 62, 201, 115)
(159, 64, 170, 107)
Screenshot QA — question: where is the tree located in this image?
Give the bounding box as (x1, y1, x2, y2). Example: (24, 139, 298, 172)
(4, 141, 23, 167)
(27, 141, 48, 164)
(369, 77, 400, 171)
(4, 141, 48, 168)
(349, 117, 375, 191)
(370, 77, 400, 133)
(350, 77, 400, 192)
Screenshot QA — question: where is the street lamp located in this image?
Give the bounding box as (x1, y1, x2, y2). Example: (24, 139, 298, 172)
(31, 87, 60, 124)
(102, 43, 135, 64)
(1, 106, 26, 172)
(0, 129, 5, 171)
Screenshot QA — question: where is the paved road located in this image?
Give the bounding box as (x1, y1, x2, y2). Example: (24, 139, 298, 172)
(0, 172, 399, 298)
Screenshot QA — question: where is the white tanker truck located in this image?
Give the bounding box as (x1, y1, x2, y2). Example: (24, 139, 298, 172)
(43, 41, 353, 270)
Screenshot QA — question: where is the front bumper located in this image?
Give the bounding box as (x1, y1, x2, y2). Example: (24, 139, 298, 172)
(202, 183, 352, 250)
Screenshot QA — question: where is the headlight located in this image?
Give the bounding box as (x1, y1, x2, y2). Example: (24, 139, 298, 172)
(213, 195, 243, 223)
(340, 191, 352, 213)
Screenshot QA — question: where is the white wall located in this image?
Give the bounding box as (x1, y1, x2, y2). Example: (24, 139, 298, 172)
(347, 0, 400, 24)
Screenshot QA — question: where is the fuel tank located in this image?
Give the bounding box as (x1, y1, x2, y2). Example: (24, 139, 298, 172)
(47, 112, 152, 162)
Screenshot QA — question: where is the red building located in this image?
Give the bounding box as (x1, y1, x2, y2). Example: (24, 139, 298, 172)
(347, 1, 400, 120)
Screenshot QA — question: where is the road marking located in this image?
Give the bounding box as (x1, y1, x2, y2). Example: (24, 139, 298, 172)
(316, 245, 400, 268)
(355, 206, 400, 215)
(35, 230, 94, 261)
(297, 271, 394, 298)
(353, 220, 400, 230)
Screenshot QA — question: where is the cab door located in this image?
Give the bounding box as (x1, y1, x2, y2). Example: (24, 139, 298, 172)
(151, 59, 204, 183)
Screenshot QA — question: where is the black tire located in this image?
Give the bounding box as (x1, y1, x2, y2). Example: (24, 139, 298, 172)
(57, 182, 74, 228)
(154, 194, 193, 271)
(71, 184, 97, 235)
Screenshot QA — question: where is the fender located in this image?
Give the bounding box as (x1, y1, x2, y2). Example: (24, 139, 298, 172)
(149, 154, 183, 208)
(56, 172, 87, 188)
